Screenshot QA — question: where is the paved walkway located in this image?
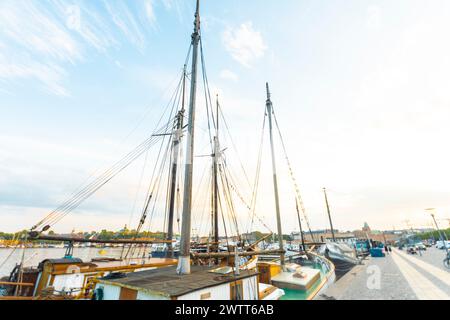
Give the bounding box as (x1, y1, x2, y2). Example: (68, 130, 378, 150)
(319, 248, 450, 300)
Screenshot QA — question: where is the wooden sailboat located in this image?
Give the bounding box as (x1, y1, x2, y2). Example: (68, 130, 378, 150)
(0, 0, 329, 301)
(0, 235, 178, 300)
(318, 188, 360, 279)
(91, 0, 282, 301)
(255, 83, 336, 300)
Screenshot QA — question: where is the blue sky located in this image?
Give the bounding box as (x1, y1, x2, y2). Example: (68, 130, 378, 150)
(1, 0, 450, 234)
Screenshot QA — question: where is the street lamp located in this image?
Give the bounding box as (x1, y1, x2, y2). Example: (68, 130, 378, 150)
(426, 208, 449, 254)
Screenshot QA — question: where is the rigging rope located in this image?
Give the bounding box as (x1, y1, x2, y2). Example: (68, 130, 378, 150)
(32, 130, 169, 232)
(271, 108, 316, 242)
(31, 43, 194, 234)
(245, 114, 270, 235)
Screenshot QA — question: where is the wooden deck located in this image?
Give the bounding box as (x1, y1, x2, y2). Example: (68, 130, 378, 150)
(97, 265, 258, 298)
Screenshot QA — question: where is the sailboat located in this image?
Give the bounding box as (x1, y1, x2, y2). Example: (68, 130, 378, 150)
(1, 0, 335, 301)
(0, 0, 285, 301)
(92, 0, 283, 301)
(317, 188, 360, 279)
(254, 84, 336, 300)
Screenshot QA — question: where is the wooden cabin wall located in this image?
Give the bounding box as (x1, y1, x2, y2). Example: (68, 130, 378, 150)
(178, 283, 230, 300)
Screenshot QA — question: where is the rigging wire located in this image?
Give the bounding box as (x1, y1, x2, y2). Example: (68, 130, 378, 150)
(33, 130, 169, 231)
(30, 43, 193, 234)
(199, 37, 217, 147)
(217, 103, 253, 190)
(126, 77, 185, 257)
(219, 163, 241, 240)
(34, 114, 179, 229)
(128, 148, 151, 230)
(271, 107, 316, 242)
(246, 114, 269, 234)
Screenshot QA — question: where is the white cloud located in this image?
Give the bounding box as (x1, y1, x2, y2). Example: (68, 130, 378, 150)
(222, 22, 267, 68)
(0, 1, 81, 63)
(161, 0, 184, 23)
(0, 51, 69, 96)
(103, 0, 147, 53)
(144, 0, 157, 28)
(219, 69, 239, 82)
(0, 0, 159, 96)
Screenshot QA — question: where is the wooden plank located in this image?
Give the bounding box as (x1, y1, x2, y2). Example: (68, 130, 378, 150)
(0, 296, 34, 300)
(192, 250, 285, 259)
(119, 287, 137, 300)
(49, 259, 178, 275)
(0, 281, 35, 287)
(31, 235, 173, 245)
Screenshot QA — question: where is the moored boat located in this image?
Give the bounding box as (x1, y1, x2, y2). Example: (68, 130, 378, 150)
(317, 242, 360, 279)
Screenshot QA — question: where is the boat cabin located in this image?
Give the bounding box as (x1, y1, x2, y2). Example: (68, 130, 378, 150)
(2, 257, 177, 299)
(94, 265, 260, 300)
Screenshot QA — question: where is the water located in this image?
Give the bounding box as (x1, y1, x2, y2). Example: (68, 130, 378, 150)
(280, 280, 323, 300)
(0, 248, 139, 277)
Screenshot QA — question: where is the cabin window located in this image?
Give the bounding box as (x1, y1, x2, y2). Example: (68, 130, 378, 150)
(119, 287, 138, 300)
(230, 280, 244, 300)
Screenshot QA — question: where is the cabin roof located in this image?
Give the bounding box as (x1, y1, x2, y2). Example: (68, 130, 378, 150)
(97, 265, 258, 298)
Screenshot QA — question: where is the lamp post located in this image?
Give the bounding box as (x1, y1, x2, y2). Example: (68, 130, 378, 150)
(426, 208, 449, 254)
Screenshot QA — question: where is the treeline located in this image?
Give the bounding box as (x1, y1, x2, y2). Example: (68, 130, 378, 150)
(0, 231, 28, 240)
(94, 229, 167, 240)
(418, 228, 450, 241)
(0, 229, 168, 241)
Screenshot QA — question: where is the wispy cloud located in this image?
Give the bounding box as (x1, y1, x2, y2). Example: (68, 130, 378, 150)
(161, 0, 185, 23)
(0, 0, 160, 96)
(102, 0, 147, 52)
(222, 22, 267, 68)
(144, 0, 158, 29)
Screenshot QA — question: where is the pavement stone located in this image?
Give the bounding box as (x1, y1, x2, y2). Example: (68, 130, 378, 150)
(320, 247, 450, 300)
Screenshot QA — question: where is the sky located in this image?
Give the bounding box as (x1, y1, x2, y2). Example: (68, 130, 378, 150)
(1, 0, 450, 234)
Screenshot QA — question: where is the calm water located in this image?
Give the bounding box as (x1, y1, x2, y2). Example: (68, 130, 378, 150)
(0, 248, 146, 277)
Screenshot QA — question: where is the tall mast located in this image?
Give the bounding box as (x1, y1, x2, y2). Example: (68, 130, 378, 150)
(266, 83, 285, 267)
(323, 188, 336, 242)
(178, 0, 201, 275)
(295, 200, 306, 252)
(213, 95, 220, 250)
(166, 65, 187, 258)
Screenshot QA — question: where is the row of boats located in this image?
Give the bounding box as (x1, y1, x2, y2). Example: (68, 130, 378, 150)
(0, 238, 360, 300)
(0, 0, 362, 301)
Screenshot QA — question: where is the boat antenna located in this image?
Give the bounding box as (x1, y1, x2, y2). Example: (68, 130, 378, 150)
(178, 0, 201, 275)
(323, 187, 336, 242)
(266, 82, 285, 268)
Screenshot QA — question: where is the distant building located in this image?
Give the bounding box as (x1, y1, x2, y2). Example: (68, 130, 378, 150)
(354, 223, 401, 244)
(291, 230, 357, 245)
(362, 222, 371, 233)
